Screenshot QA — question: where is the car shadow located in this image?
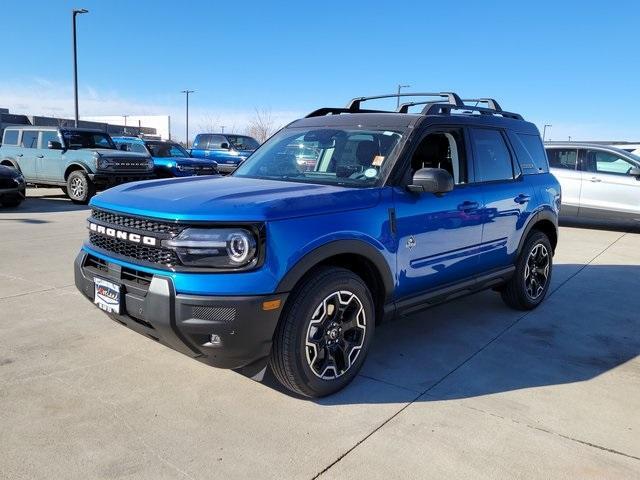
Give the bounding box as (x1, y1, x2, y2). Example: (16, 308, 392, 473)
(1, 190, 90, 215)
(560, 216, 639, 233)
(257, 263, 640, 404)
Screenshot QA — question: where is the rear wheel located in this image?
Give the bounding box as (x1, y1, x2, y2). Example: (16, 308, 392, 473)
(66, 170, 95, 204)
(501, 230, 553, 310)
(270, 267, 375, 397)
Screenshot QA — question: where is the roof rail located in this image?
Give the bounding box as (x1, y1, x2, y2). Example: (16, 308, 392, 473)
(397, 100, 442, 113)
(305, 107, 389, 118)
(346, 92, 463, 111)
(462, 98, 503, 111)
(421, 103, 524, 120)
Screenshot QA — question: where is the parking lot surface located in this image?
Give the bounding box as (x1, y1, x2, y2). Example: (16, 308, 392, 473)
(1, 188, 639, 479)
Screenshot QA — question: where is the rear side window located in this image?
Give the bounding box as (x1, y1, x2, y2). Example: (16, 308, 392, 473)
(546, 149, 578, 170)
(193, 134, 212, 149)
(21, 130, 39, 148)
(2, 130, 19, 145)
(511, 133, 549, 173)
(470, 128, 514, 182)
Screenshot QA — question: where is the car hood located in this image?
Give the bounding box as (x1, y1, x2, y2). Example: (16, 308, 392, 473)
(91, 149, 150, 159)
(91, 176, 381, 222)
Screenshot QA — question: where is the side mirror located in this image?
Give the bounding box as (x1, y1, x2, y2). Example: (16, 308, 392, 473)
(118, 144, 128, 151)
(220, 142, 229, 150)
(48, 140, 62, 150)
(628, 166, 640, 177)
(407, 168, 454, 194)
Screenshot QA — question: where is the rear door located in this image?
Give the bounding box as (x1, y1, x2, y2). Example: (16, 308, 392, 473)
(36, 131, 64, 181)
(17, 130, 40, 180)
(470, 127, 534, 272)
(546, 148, 581, 216)
(579, 148, 640, 221)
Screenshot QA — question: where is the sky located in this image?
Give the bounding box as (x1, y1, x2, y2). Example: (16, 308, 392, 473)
(1, 0, 639, 142)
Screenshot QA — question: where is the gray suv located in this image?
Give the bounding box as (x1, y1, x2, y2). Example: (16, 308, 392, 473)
(546, 142, 640, 221)
(0, 126, 154, 203)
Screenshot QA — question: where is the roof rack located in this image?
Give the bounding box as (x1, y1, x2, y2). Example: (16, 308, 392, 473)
(305, 92, 523, 120)
(347, 92, 464, 111)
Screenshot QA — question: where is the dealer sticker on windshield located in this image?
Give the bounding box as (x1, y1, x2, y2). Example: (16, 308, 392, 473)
(94, 277, 121, 314)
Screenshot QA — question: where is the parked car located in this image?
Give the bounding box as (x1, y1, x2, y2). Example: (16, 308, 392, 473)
(113, 136, 218, 177)
(74, 92, 560, 397)
(190, 133, 259, 173)
(0, 164, 26, 207)
(545, 142, 640, 221)
(0, 127, 154, 204)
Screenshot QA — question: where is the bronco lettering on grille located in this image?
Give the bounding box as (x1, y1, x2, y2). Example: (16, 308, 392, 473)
(88, 222, 158, 246)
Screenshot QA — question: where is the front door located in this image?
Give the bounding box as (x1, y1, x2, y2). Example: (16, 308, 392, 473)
(579, 148, 640, 221)
(35, 131, 64, 181)
(393, 127, 484, 300)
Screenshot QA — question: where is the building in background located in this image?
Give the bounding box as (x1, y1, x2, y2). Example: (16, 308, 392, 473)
(82, 115, 170, 140)
(0, 108, 157, 138)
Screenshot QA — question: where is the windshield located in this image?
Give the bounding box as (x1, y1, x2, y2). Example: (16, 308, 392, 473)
(62, 131, 116, 150)
(146, 141, 190, 158)
(226, 135, 260, 151)
(233, 127, 403, 187)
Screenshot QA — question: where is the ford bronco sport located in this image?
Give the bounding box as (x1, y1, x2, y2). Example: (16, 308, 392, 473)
(74, 92, 560, 397)
(0, 126, 154, 203)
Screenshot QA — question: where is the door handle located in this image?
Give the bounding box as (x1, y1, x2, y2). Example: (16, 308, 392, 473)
(36, 154, 44, 158)
(17, 153, 23, 157)
(514, 194, 531, 204)
(457, 201, 479, 212)
(589, 177, 601, 183)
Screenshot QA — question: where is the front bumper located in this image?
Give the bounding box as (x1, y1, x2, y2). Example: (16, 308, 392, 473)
(89, 173, 156, 186)
(74, 251, 287, 370)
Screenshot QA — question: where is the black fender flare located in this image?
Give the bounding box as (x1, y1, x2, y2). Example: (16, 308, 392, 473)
(1, 158, 21, 171)
(64, 162, 92, 179)
(275, 239, 395, 301)
(517, 209, 558, 255)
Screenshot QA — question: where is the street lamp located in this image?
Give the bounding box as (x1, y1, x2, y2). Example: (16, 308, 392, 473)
(181, 89, 194, 147)
(72, 8, 89, 127)
(396, 84, 410, 109)
(220, 125, 225, 133)
(542, 124, 552, 142)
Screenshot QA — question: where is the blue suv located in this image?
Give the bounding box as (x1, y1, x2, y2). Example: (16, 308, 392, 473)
(112, 137, 219, 177)
(74, 93, 560, 397)
(190, 133, 259, 173)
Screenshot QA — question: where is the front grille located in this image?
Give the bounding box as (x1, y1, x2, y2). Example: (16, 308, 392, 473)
(111, 159, 150, 171)
(194, 166, 216, 175)
(90, 233, 179, 267)
(91, 209, 181, 235)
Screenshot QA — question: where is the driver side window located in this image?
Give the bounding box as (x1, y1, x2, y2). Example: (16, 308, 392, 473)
(409, 128, 468, 185)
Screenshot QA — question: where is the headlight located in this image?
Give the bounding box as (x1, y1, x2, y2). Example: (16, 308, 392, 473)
(162, 228, 258, 268)
(147, 159, 154, 170)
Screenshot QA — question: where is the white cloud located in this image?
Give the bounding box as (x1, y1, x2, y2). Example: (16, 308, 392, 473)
(0, 79, 302, 141)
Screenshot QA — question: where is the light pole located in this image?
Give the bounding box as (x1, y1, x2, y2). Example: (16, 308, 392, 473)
(542, 124, 552, 142)
(72, 8, 89, 127)
(568, 136, 572, 142)
(220, 125, 225, 133)
(181, 89, 194, 147)
(396, 84, 410, 109)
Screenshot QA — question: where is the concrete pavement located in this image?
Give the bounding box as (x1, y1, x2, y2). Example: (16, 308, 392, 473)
(1, 189, 638, 479)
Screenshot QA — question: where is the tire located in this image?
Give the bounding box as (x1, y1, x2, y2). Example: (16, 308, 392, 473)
(66, 170, 95, 204)
(501, 230, 553, 310)
(0, 189, 25, 207)
(270, 266, 375, 397)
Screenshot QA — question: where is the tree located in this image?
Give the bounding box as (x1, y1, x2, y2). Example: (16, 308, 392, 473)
(246, 108, 276, 143)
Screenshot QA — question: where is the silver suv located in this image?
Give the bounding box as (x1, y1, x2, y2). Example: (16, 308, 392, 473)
(545, 142, 640, 222)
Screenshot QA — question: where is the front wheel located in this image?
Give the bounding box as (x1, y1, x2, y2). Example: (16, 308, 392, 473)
(66, 170, 95, 204)
(501, 230, 553, 310)
(270, 267, 375, 397)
